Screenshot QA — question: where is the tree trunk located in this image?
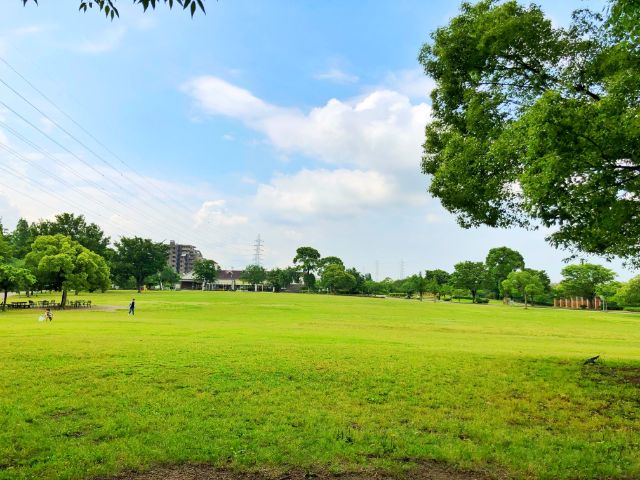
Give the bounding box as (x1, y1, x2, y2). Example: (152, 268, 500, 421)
(472, 290, 477, 303)
(60, 289, 68, 309)
(2, 289, 7, 311)
(524, 293, 528, 309)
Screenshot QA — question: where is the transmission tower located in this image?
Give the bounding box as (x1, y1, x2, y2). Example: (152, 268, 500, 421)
(253, 234, 264, 266)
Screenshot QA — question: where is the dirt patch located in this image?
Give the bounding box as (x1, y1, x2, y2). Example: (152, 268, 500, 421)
(109, 462, 499, 480)
(583, 364, 640, 387)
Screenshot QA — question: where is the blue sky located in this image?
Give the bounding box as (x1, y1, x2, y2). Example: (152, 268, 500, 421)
(1, 0, 628, 281)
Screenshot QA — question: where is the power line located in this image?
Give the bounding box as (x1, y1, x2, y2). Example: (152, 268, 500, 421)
(0, 100, 202, 243)
(0, 56, 204, 225)
(0, 58, 220, 252)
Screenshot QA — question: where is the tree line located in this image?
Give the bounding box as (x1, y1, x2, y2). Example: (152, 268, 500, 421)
(0, 213, 174, 308)
(3, 213, 640, 311)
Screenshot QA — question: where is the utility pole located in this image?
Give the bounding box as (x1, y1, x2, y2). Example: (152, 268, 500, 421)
(253, 234, 264, 266)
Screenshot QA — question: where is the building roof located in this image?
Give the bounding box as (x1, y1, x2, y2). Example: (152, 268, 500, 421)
(218, 270, 244, 281)
(181, 270, 245, 282)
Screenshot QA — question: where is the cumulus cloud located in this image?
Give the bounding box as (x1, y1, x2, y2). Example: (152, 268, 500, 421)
(380, 68, 436, 100)
(314, 68, 359, 84)
(75, 26, 127, 54)
(254, 168, 396, 221)
(195, 200, 248, 227)
(182, 76, 431, 172)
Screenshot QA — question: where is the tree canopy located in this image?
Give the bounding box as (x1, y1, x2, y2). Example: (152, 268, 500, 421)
(501, 270, 544, 308)
(0, 264, 36, 310)
(241, 264, 267, 287)
(420, 0, 640, 263)
(293, 247, 321, 288)
(111, 237, 168, 292)
(32, 213, 110, 258)
(559, 263, 616, 298)
(486, 247, 525, 297)
(21, 0, 205, 19)
(25, 234, 110, 306)
(193, 259, 220, 288)
(450, 261, 488, 303)
(320, 263, 356, 294)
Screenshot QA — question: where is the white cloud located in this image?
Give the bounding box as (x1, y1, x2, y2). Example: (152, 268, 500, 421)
(254, 168, 395, 221)
(181, 76, 274, 120)
(195, 200, 248, 227)
(380, 68, 436, 100)
(75, 26, 127, 54)
(314, 68, 359, 84)
(182, 76, 431, 173)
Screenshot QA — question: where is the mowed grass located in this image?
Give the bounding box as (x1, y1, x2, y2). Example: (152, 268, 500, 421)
(1, 291, 639, 480)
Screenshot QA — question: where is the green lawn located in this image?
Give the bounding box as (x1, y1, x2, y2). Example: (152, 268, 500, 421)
(1, 291, 639, 479)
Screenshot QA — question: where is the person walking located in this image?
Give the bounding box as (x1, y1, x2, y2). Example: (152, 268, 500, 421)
(128, 298, 135, 316)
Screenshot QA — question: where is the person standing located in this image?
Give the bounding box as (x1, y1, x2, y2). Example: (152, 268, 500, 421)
(128, 298, 135, 316)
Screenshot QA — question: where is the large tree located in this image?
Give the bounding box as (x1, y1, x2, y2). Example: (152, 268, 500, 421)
(33, 213, 110, 258)
(0, 264, 36, 310)
(320, 263, 356, 294)
(111, 237, 168, 292)
(450, 261, 488, 303)
(21, 0, 205, 19)
(293, 247, 321, 288)
(486, 247, 525, 298)
(420, 0, 640, 263)
(25, 234, 110, 307)
(559, 263, 617, 299)
(147, 265, 181, 290)
(501, 270, 544, 309)
(241, 264, 267, 289)
(9, 218, 35, 259)
(193, 259, 220, 290)
(266, 267, 298, 292)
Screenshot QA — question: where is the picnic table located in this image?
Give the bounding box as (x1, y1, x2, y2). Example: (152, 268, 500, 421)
(9, 301, 33, 309)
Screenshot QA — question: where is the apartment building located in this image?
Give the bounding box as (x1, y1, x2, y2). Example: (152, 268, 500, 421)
(167, 240, 203, 274)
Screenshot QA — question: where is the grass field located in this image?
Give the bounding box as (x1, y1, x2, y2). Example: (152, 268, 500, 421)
(1, 291, 639, 480)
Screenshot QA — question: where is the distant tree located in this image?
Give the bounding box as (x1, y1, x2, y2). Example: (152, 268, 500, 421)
(425, 269, 450, 300)
(559, 264, 617, 299)
(0, 264, 36, 310)
(408, 272, 428, 301)
(596, 281, 623, 310)
(111, 237, 168, 292)
(425, 269, 450, 286)
(193, 259, 220, 289)
(344, 267, 369, 294)
(293, 247, 321, 288)
(25, 234, 110, 307)
(147, 265, 181, 290)
(501, 270, 544, 308)
(486, 247, 525, 298)
(21, 0, 206, 20)
(33, 213, 110, 258)
(9, 218, 35, 259)
(613, 277, 640, 307)
(450, 261, 488, 303)
(266, 267, 298, 292)
(241, 264, 267, 289)
(0, 232, 11, 261)
(318, 256, 344, 275)
(320, 264, 356, 294)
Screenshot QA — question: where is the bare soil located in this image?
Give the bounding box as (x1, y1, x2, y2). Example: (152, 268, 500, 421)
(109, 462, 501, 480)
